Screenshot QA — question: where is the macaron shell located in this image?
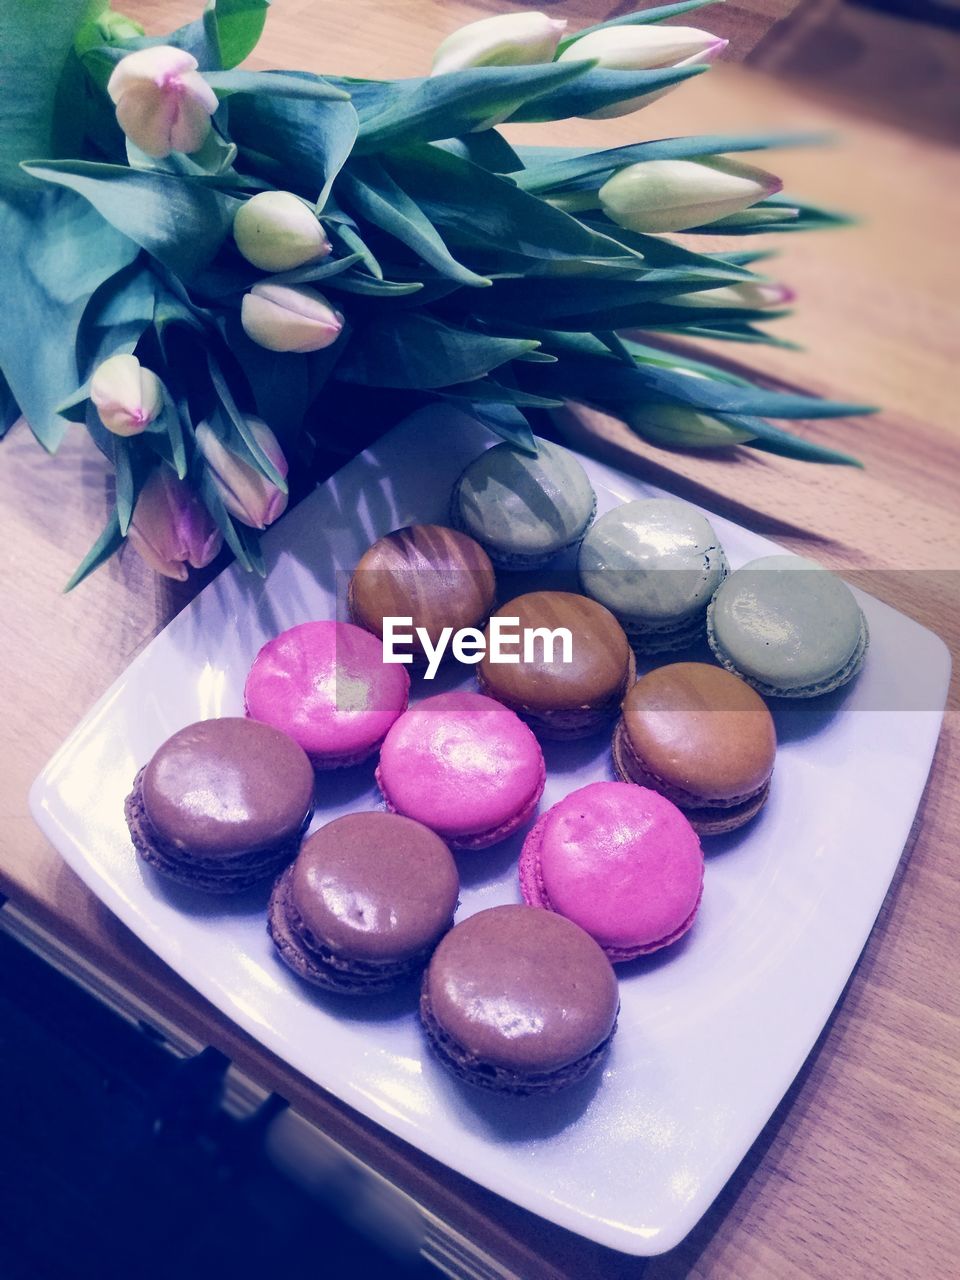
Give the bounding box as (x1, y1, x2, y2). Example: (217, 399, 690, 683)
(621, 662, 776, 801)
(578, 499, 727, 624)
(141, 717, 314, 857)
(244, 621, 409, 761)
(377, 692, 545, 839)
(479, 591, 633, 713)
(532, 781, 703, 952)
(424, 904, 619, 1073)
(348, 524, 495, 649)
(707, 554, 866, 693)
(290, 813, 458, 962)
(452, 440, 596, 558)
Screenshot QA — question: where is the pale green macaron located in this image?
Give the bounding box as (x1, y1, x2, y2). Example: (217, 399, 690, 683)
(578, 499, 728, 653)
(707, 554, 869, 697)
(451, 439, 597, 569)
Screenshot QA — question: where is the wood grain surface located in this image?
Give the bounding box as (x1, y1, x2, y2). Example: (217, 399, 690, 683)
(2, 3, 958, 1278)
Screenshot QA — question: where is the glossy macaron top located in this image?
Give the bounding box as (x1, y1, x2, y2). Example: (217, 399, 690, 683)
(578, 499, 726, 623)
(621, 663, 776, 801)
(531, 781, 703, 952)
(377, 691, 544, 838)
(479, 591, 632, 712)
(452, 440, 596, 559)
(424, 905, 618, 1072)
(141, 717, 314, 857)
(290, 812, 459, 962)
(244, 621, 409, 761)
(708, 555, 865, 691)
(349, 524, 495, 649)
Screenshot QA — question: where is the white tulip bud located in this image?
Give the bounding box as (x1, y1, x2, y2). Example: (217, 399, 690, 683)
(240, 283, 344, 353)
(631, 402, 756, 449)
(233, 191, 332, 272)
(599, 157, 782, 234)
(90, 353, 163, 437)
(665, 282, 796, 310)
(108, 46, 218, 158)
(558, 25, 727, 117)
(431, 11, 567, 76)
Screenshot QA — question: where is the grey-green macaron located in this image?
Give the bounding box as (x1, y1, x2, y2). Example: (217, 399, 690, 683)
(577, 499, 728, 653)
(706, 554, 868, 697)
(450, 439, 597, 569)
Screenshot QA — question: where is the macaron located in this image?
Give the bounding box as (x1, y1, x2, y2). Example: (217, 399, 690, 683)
(519, 781, 703, 961)
(376, 691, 545, 849)
(612, 663, 776, 835)
(707, 554, 869, 697)
(477, 591, 635, 739)
(348, 524, 496, 666)
(578, 498, 728, 653)
(124, 718, 314, 893)
(268, 812, 459, 995)
(420, 904, 619, 1095)
(244, 621, 409, 769)
(450, 439, 597, 569)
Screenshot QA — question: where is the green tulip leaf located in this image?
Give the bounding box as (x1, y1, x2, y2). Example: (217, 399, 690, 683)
(339, 159, 489, 289)
(203, 70, 349, 101)
(555, 0, 723, 54)
(21, 160, 238, 277)
(205, 0, 272, 70)
(64, 506, 124, 592)
(505, 64, 707, 124)
(0, 369, 21, 436)
(337, 314, 539, 389)
(460, 401, 538, 455)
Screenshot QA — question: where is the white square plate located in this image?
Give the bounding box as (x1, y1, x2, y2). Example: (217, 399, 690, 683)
(30, 407, 950, 1256)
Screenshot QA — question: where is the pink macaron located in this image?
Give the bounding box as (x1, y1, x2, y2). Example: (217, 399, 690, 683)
(519, 781, 703, 962)
(376, 691, 545, 850)
(245, 621, 409, 769)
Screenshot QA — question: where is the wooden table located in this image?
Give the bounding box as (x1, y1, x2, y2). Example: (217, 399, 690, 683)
(2, 3, 958, 1277)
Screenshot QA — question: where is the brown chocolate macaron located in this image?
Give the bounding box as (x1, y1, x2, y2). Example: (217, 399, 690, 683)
(477, 591, 635, 739)
(268, 812, 459, 994)
(348, 524, 496, 667)
(420, 904, 619, 1095)
(125, 718, 315, 892)
(612, 662, 776, 835)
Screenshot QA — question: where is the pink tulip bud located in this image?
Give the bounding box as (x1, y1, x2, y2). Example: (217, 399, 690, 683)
(240, 283, 344, 353)
(195, 417, 289, 530)
(127, 469, 222, 581)
(90, 353, 164, 436)
(108, 46, 218, 158)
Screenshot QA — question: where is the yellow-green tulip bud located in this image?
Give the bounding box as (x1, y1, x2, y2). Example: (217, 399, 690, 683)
(557, 25, 727, 118)
(599, 157, 782, 235)
(631, 400, 755, 449)
(430, 11, 567, 75)
(90, 353, 163, 437)
(233, 191, 332, 273)
(107, 46, 218, 158)
(195, 417, 288, 530)
(240, 283, 344, 353)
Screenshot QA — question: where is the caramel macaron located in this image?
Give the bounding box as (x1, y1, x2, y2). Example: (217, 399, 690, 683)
(612, 663, 776, 835)
(348, 524, 496, 667)
(477, 591, 635, 739)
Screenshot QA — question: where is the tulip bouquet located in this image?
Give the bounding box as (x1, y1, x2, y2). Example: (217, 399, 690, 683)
(0, 0, 871, 585)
